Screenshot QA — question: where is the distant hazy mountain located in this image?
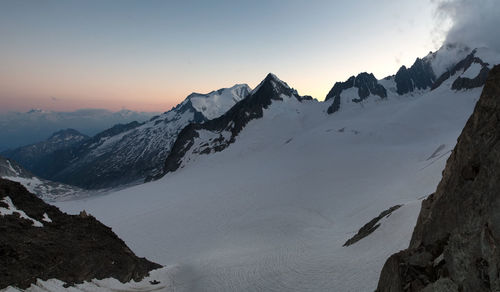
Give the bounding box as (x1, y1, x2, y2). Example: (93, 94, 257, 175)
(2, 128, 89, 176)
(0, 109, 159, 151)
(14, 85, 250, 189)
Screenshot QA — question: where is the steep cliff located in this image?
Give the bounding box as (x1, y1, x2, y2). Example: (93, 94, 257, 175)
(376, 65, 500, 291)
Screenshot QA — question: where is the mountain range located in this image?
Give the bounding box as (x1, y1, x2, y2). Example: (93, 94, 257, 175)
(6, 44, 498, 193)
(0, 109, 158, 152)
(44, 44, 500, 291)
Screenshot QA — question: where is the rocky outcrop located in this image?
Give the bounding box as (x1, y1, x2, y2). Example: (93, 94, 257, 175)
(452, 66, 490, 90)
(0, 178, 161, 289)
(432, 49, 490, 91)
(325, 72, 387, 114)
(376, 65, 500, 291)
(343, 205, 402, 247)
(394, 58, 435, 95)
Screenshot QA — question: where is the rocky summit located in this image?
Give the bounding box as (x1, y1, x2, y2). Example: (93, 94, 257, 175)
(376, 65, 500, 291)
(0, 178, 161, 289)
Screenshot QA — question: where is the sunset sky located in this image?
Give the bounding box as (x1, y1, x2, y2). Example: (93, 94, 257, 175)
(0, 0, 445, 113)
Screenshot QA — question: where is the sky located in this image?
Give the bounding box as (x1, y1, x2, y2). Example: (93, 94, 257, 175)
(0, 0, 475, 113)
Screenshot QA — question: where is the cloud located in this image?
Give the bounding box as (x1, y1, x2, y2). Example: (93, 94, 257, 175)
(433, 0, 500, 51)
(50, 96, 60, 102)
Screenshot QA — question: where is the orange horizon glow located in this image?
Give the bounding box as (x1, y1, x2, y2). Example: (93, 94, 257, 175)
(0, 1, 442, 114)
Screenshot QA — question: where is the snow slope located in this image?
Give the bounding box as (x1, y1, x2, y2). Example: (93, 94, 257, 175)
(55, 77, 481, 291)
(189, 84, 251, 119)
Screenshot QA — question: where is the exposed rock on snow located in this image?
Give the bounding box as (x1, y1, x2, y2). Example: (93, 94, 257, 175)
(376, 65, 500, 291)
(325, 72, 387, 114)
(343, 204, 402, 247)
(394, 58, 435, 95)
(325, 45, 496, 115)
(432, 49, 490, 90)
(0, 178, 161, 290)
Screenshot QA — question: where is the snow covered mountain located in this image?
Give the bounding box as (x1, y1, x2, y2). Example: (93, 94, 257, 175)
(0, 155, 85, 201)
(2, 129, 88, 175)
(162, 73, 311, 174)
(0, 109, 158, 152)
(326, 44, 500, 114)
(37, 84, 250, 189)
(52, 45, 500, 291)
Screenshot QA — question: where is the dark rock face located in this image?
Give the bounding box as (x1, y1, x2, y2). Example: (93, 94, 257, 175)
(0, 178, 161, 289)
(343, 205, 402, 247)
(325, 72, 387, 114)
(395, 58, 435, 95)
(160, 73, 306, 175)
(432, 50, 490, 91)
(452, 66, 490, 90)
(376, 65, 500, 291)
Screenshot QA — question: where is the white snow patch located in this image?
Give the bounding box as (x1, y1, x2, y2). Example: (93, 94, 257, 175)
(0, 196, 43, 227)
(461, 62, 482, 78)
(190, 84, 249, 120)
(2, 176, 42, 195)
(42, 212, 52, 223)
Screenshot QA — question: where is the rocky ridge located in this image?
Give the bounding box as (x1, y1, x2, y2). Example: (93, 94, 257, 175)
(376, 65, 500, 291)
(326, 46, 493, 114)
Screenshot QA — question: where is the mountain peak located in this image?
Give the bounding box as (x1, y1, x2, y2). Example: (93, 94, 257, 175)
(182, 84, 251, 120)
(186, 84, 251, 101)
(252, 73, 294, 96)
(264, 72, 280, 81)
(264, 72, 289, 87)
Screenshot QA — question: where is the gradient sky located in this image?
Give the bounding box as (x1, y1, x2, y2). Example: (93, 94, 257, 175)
(0, 0, 443, 113)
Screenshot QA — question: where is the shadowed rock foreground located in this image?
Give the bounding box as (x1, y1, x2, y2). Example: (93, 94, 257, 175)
(0, 178, 161, 289)
(376, 65, 500, 291)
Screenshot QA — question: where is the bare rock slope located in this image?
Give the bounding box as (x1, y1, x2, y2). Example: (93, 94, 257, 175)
(0, 178, 161, 289)
(376, 65, 500, 291)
